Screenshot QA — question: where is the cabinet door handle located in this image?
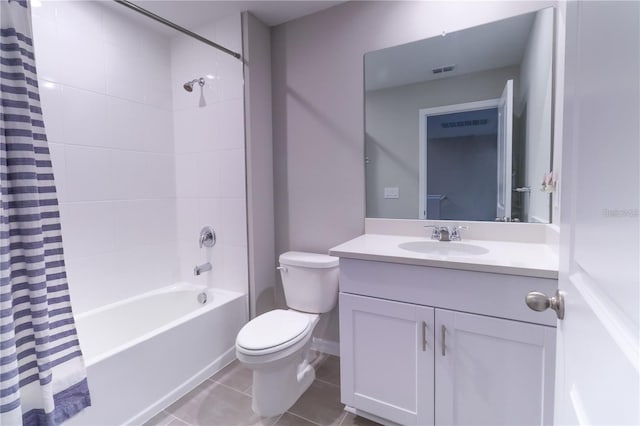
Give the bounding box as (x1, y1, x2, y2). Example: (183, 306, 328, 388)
(422, 321, 428, 351)
(441, 325, 446, 356)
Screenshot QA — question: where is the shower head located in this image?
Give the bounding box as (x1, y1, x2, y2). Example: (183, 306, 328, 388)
(183, 77, 205, 92)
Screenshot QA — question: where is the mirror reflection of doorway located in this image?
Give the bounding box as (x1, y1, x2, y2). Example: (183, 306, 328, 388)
(425, 108, 499, 221)
(418, 80, 514, 221)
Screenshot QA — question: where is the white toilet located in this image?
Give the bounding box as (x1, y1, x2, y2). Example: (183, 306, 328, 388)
(235, 251, 339, 417)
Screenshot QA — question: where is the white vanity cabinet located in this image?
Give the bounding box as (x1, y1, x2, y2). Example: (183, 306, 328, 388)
(434, 309, 555, 426)
(340, 293, 435, 425)
(338, 258, 557, 426)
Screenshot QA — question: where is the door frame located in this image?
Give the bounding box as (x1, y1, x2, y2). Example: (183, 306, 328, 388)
(418, 98, 500, 219)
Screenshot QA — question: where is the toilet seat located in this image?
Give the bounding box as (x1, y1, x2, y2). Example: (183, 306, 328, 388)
(236, 310, 313, 356)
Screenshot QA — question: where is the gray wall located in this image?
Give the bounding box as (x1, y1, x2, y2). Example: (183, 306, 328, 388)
(271, 0, 554, 345)
(519, 8, 554, 223)
(365, 66, 519, 219)
(243, 13, 276, 317)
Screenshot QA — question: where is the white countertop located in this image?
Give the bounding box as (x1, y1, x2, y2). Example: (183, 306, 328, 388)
(329, 234, 559, 279)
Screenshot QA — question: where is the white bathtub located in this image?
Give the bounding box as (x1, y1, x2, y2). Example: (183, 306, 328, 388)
(67, 283, 247, 426)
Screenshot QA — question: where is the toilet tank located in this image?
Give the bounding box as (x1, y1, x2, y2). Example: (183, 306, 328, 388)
(279, 251, 339, 313)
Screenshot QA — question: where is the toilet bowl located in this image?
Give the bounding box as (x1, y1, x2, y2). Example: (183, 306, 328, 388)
(236, 309, 319, 416)
(235, 251, 339, 417)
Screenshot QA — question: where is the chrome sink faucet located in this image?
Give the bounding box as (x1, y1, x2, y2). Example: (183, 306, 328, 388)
(424, 225, 469, 242)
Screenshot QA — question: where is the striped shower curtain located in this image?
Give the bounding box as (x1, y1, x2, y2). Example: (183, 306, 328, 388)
(1, 0, 91, 424)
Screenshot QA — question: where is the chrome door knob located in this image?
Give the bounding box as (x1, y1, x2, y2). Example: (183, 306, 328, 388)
(525, 290, 564, 320)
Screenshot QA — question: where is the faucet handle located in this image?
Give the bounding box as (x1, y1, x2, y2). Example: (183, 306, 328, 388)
(451, 225, 469, 241)
(199, 226, 216, 248)
(424, 225, 441, 240)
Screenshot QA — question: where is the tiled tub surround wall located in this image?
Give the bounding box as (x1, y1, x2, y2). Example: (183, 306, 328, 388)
(171, 15, 248, 295)
(33, 1, 177, 314)
(33, 2, 248, 312)
(33, 3, 249, 422)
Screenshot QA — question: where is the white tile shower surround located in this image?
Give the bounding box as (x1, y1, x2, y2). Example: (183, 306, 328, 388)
(32, 1, 248, 314)
(171, 15, 248, 295)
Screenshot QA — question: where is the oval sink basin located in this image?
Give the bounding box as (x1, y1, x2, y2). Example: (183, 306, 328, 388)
(398, 241, 489, 256)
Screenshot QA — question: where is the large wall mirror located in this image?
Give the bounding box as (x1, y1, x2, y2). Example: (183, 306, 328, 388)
(365, 8, 554, 223)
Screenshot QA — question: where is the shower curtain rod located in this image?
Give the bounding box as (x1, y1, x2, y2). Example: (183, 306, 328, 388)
(113, 0, 242, 60)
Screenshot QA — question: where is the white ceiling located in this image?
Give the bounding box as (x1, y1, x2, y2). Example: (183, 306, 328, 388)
(365, 11, 537, 91)
(115, 0, 343, 34)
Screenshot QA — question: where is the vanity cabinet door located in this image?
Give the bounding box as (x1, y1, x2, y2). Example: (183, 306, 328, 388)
(340, 293, 435, 426)
(435, 309, 556, 426)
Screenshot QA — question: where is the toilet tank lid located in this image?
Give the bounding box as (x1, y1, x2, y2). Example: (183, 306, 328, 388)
(279, 251, 339, 268)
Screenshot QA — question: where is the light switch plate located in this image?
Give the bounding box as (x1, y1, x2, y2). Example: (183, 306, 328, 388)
(384, 187, 399, 199)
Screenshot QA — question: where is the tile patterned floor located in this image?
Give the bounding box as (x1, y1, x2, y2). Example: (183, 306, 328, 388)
(145, 355, 380, 426)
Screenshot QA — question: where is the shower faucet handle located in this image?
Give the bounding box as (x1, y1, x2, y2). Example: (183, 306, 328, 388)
(199, 226, 216, 248)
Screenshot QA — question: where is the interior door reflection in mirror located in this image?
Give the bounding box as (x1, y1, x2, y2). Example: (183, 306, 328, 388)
(364, 8, 554, 223)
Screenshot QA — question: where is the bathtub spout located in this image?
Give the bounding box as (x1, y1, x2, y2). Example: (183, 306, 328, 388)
(194, 262, 212, 276)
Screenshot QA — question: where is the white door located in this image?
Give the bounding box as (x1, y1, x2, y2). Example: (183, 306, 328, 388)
(339, 293, 435, 425)
(554, 1, 640, 424)
(435, 309, 556, 426)
(496, 79, 513, 220)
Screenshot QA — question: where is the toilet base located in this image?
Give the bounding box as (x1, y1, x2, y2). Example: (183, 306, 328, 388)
(251, 353, 316, 417)
(236, 310, 322, 417)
